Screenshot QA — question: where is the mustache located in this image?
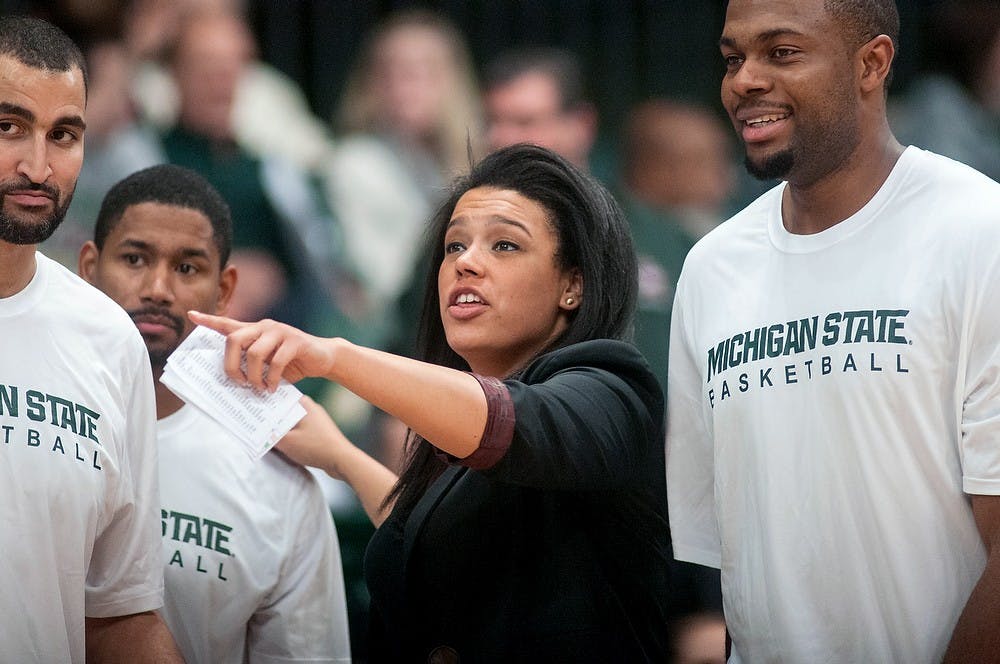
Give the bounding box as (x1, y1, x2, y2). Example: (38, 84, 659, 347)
(127, 306, 185, 336)
(734, 101, 793, 116)
(0, 176, 59, 199)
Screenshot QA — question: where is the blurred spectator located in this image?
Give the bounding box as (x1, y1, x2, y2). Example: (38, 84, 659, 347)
(483, 46, 598, 172)
(321, 8, 484, 327)
(126, 0, 334, 171)
(157, 7, 349, 332)
(890, 0, 1000, 182)
(622, 99, 735, 237)
(619, 98, 736, 395)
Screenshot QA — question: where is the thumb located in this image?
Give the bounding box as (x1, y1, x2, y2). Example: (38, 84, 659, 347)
(188, 310, 246, 335)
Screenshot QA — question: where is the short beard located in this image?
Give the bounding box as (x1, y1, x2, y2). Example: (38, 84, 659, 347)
(127, 306, 186, 370)
(0, 179, 71, 245)
(147, 351, 171, 373)
(745, 149, 795, 181)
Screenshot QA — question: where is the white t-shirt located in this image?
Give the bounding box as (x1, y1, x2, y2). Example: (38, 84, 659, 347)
(666, 147, 1000, 663)
(0, 253, 163, 663)
(157, 404, 351, 663)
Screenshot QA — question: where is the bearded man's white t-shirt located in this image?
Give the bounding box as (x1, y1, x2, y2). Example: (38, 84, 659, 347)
(667, 147, 1000, 663)
(0, 252, 163, 663)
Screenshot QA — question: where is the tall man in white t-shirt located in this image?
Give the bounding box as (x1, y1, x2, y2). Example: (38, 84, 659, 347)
(666, 1, 1000, 662)
(79, 163, 352, 663)
(0, 16, 183, 663)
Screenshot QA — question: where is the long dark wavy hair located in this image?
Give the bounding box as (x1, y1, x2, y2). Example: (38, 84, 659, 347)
(385, 143, 638, 518)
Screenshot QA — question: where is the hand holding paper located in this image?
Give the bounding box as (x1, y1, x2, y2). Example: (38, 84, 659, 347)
(161, 325, 306, 460)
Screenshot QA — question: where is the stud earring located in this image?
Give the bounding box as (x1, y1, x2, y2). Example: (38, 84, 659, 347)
(566, 297, 575, 305)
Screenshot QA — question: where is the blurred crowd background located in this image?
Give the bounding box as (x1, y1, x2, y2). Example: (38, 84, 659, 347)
(4, 1, 997, 662)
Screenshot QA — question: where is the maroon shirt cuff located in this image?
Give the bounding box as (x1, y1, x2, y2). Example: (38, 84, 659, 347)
(435, 373, 515, 470)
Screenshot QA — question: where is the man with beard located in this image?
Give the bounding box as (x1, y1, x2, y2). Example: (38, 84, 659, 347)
(665, 1, 1000, 662)
(79, 163, 352, 664)
(0, 16, 183, 663)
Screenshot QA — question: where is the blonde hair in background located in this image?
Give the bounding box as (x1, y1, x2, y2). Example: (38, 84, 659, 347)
(335, 8, 484, 177)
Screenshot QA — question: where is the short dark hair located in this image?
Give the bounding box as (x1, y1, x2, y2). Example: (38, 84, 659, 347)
(0, 16, 88, 94)
(825, 0, 900, 87)
(388, 143, 638, 517)
(94, 164, 233, 266)
(484, 46, 589, 111)
(826, 0, 900, 44)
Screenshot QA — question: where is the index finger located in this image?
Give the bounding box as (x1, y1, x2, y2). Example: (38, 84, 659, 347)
(189, 310, 257, 384)
(188, 310, 246, 335)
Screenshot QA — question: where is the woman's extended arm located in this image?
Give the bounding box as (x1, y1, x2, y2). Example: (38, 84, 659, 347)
(189, 311, 489, 461)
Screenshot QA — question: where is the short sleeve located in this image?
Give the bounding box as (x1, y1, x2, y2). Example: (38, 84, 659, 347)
(85, 342, 165, 616)
(665, 276, 722, 568)
(247, 474, 352, 663)
(961, 230, 1000, 495)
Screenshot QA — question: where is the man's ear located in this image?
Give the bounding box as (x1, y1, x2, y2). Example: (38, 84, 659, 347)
(215, 264, 238, 316)
(78, 241, 100, 284)
(859, 34, 895, 94)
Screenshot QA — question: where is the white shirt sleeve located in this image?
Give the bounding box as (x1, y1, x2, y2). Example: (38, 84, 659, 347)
(247, 473, 352, 663)
(960, 230, 1000, 496)
(85, 339, 164, 616)
(666, 273, 722, 568)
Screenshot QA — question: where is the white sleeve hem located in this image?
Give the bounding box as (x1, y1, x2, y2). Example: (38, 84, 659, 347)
(963, 476, 1000, 495)
(673, 543, 722, 569)
(85, 588, 163, 618)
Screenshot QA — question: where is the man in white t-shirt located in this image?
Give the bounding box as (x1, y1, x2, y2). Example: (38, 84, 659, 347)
(0, 16, 183, 663)
(666, 1, 1000, 662)
(79, 163, 352, 663)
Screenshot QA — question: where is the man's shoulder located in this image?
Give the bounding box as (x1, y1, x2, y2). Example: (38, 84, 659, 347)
(188, 407, 323, 489)
(900, 148, 1000, 244)
(160, 407, 328, 512)
(682, 184, 783, 269)
(246, 451, 333, 536)
(907, 146, 1000, 195)
(37, 254, 143, 342)
(259, 448, 326, 497)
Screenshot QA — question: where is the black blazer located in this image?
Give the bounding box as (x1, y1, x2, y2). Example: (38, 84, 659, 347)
(365, 340, 673, 663)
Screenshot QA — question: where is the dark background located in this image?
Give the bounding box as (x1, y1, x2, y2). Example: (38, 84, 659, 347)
(4, 0, 940, 139)
(249, 0, 931, 136)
